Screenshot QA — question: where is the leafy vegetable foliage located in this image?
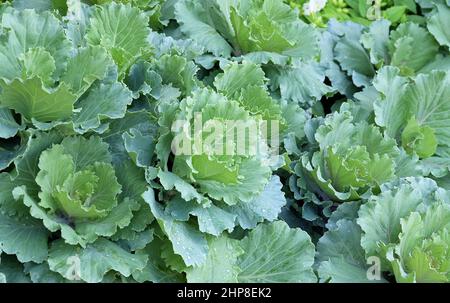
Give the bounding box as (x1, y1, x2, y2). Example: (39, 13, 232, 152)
(1, 0, 450, 284)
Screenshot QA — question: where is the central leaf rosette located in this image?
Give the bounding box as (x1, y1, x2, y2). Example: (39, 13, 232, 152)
(298, 110, 399, 202)
(169, 88, 273, 205)
(387, 203, 450, 282)
(358, 178, 450, 282)
(175, 0, 318, 58)
(35, 136, 121, 221)
(148, 62, 291, 268)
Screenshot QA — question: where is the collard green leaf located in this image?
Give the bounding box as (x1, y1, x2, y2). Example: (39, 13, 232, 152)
(267, 61, 334, 105)
(335, 36, 375, 83)
(361, 19, 391, 66)
(86, 2, 152, 75)
(175, 0, 234, 57)
(427, 4, 450, 49)
(0, 109, 21, 139)
(0, 78, 76, 122)
(73, 81, 133, 133)
(48, 238, 148, 283)
(388, 22, 439, 74)
(0, 255, 30, 283)
(0, 8, 71, 80)
(186, 236, 243, 282)
(237, 221, 316, 282)
(14, 130, 65, 197)
(143, 188, 208, 267)
(0, 139, 22, 171)
(375, 69, 450, 158)
(155, 54, 200, 96)
(0, 212, 49, 263)
(24, 262, 66, 283)
(317, 219, 386, 283)
(132, 236, 185, 283)
(165, 197, 236, 236)
(225, 175, 286, 230)
(61, 46, 113, 95)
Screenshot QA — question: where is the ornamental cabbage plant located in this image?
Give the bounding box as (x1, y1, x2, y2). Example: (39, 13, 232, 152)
(175, 0, 319, 59)
(317, 177, 450, 282)
(0, 0, 450, 284)
(296, 110, 399, 202)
